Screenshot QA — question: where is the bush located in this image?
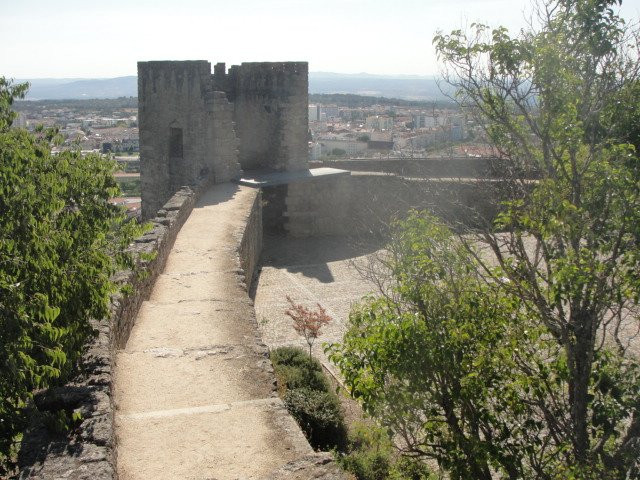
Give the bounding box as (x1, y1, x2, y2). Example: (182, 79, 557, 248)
(271, 346, 328, 394)
(338, 424, 393, 480)
(284, 387, 348, 451)
(271, 346, 322, 371)
(337, 424, 435, 480)
(273, 364, 329, 394)
(271, 346, 347, 451)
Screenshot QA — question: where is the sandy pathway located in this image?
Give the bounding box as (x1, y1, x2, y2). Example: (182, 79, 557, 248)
(114, 184, 312, 480)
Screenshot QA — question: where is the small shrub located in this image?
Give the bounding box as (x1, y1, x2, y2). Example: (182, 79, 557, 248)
(389, 457, 435, 480)
(271, 346, 348, 452)
(338, 423, 436, 480)
(340, 442, 391, 480)
(338, 423, 393, 480)
(271, 346, 329, 394)
(284, 387, 348, 451)
(273, 364, 329, 394)
(271, 346, 322, 371)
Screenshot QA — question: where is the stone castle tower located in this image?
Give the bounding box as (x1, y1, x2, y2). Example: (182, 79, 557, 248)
(138, 60, 309, 219)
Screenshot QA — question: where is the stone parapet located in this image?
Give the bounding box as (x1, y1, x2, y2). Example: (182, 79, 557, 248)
(17, 181, 208, 480)
(237, 189, 263, 291)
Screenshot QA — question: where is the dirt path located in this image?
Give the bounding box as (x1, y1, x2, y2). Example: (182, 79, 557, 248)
(114, 184, 313, 480)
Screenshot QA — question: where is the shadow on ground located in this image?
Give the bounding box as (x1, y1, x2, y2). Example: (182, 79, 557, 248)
(196, 182, 241, 208)
(259, 234, 384, 284)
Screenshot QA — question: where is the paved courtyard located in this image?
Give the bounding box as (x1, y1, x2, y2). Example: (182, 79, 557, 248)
(254, 234, 640, 369)
(254, 235, 383, 376)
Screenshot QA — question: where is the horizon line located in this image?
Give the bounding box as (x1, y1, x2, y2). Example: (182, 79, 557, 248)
(10, 71, 440, 81)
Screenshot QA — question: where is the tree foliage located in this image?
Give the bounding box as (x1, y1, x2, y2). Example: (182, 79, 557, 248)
(0, 78, 142, 470)
(332, 0, 640, 478)
(433, 0, 640, 474)
(331, 212, 640, 478)
(285, 296, 332, 359)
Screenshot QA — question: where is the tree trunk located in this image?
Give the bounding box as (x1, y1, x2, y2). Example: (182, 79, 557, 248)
(567, 311, 595, 465)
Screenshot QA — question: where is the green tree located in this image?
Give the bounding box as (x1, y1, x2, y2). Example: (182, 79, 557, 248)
(331, 213, 549, 478)
(0, 78, 143, 471)
(332, 0, 640, 478)
(332, 148, 347, 157)
(433, 0, 640, 474)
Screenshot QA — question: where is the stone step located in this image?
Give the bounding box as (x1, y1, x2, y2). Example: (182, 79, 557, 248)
(125, 299, 261, 352)
(116, 398, 311, 480)
(115, 347, 274, 413)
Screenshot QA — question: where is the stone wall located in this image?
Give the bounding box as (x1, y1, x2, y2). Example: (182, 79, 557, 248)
(138, 61, 243, 221)
(139, 61, 214, 220)
(237, 188, 263, 291)
(283, 174, 352, 237)
(310, 156, 507, 178)
(139, 60, 309, 220)
(17, 183, 207, 479)
(210, 91, 242, 185)
(273, 172, 507, 238)
(220, 62, 309, 172)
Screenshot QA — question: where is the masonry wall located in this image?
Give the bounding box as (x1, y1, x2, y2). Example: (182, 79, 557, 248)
(310, 156, 509, 178)
(18, 184, 207, 479)
(210, 91, 242, 185)
(283, 175, 352, 237)
(224, 62, 309, 172)
(237, 189, 263, 291)
(138, 61, 241, 220)
(140, 60, 308, 220)
(139, 61, 211, 219)
(277, 173, 506, 238)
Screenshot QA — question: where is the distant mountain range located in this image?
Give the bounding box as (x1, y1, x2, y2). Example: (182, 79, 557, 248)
(17, 73, 450, 101)
(309, 72, 449, 100)
(18, 77, 138, 100)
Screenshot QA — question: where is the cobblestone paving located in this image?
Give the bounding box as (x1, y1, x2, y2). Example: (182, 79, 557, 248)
(254, 235, 383, 377)
(254, 234, 640, 367)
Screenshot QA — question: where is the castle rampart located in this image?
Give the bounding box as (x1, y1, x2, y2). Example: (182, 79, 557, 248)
(18, 59, 508, 480)
(218, 62, 309, 172)
(139, 60, 308, 220)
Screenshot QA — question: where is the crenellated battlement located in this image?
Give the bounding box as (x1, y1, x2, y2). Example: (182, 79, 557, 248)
(139, 60, 309, 220)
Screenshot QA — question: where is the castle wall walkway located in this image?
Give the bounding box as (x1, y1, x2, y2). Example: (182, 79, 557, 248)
(114, 183, 344, 480)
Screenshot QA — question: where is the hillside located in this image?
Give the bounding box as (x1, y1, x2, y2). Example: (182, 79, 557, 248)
(17, 73, 449, 101)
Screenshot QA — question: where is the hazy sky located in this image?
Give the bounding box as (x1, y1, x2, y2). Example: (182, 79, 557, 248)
(2, 0, 639, 78)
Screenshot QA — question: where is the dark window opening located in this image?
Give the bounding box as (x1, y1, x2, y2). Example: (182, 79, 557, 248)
(169, 127, 183, 158)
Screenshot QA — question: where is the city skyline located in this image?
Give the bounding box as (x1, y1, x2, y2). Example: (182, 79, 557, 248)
(3, 0, 640, 79)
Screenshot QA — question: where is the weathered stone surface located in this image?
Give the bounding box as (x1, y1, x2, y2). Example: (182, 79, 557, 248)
(18, 180, 207, 480)
(261, 453, 352, 480)
(139, 60, 309, 219)
(216, 62, 309, 172)
(259, 170, 508, 238)
(138, 62, 243, 220)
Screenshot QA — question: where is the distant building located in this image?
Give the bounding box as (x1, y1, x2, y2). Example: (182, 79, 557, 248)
(319, 106, 339, 121)
(413, 114, 438, 129)
(366, 115, 394, 131)
(308, 105, 319, 122)
(309, 141, 322, 160)
(121, 137, 140, 152)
